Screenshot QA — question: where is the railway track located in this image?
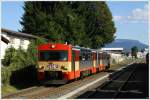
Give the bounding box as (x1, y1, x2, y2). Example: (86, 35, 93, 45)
(2, 71, 108, 99)
(2, 59, 144, 99)
(77, 61, 148, 98)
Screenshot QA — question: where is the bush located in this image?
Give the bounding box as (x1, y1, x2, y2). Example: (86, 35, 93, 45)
(1, 38, 47, 86)
(1, 67, 12, 85)
(2, 47, 16, 66)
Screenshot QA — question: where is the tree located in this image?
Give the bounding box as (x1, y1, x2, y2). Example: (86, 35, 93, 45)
(26, 38, 47, 66)
(20, 1, 116, 49)
(76, 2, 116, 48)
(131, 46, 138, 58)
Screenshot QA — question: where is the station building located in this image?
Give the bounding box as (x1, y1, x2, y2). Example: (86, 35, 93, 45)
(100, 48, 124, 64)
(100, 48, 124, 54)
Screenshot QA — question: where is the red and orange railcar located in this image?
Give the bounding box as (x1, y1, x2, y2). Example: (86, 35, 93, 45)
(37, 43, 110, 84)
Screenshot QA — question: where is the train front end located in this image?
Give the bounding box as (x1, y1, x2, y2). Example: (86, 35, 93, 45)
(37, 43, 72, 84)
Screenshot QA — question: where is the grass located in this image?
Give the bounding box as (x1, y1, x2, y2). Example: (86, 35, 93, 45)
(2, 84, 18, 96)
(1, 81, 38, 97)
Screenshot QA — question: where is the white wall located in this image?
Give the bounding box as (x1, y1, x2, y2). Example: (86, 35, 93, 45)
(1, 41, 8, 59)
(1, 33, 31, 60)
(23, 39, 30, 50)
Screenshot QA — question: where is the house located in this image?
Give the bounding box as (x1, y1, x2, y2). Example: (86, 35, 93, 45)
(1, 28, 37, 60)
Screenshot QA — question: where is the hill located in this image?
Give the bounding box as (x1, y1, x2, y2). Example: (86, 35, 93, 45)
(103, 39, 148, 52)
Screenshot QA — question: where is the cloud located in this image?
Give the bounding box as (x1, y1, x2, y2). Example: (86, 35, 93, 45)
(113, 4, 148, 23)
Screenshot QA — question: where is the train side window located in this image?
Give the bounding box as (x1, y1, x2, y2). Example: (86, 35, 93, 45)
(86, 51, 89, 61)
(89, 52, 92, 61)
(82, 52, 85, 60)
(82, 56, 86, 61)
(84, 52, 88, 61)
(79, 55, 82, 60)
(79, 52, 82, 60)
(88, 52, 90, 60)
(79, 52, 83, 61)
(80, 51, 86, 61)
(88, 52, 90, 61)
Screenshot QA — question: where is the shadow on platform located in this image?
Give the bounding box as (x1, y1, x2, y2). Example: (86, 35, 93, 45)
(77, 63, 149, 99)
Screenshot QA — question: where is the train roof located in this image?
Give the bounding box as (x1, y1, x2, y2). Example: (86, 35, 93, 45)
(38, 43, 108, 54)
(72, 45, 97, 51)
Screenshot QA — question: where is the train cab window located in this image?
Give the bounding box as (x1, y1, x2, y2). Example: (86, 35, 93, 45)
(39, 50, 68, 61)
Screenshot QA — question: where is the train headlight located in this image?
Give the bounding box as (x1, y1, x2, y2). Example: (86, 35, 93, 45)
(51, 44, 55, 48)
(61, 66, 67, 70)
(39, 66, 44, 70)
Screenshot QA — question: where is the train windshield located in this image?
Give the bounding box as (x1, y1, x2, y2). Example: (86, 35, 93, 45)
(39, 50, 68, 61)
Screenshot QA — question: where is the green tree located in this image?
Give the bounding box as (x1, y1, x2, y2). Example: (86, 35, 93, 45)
(131, 46, 138, 58)
(20, 1, 116, 49)
(74, 2, 116, 48)
(26, 38, 47, 66)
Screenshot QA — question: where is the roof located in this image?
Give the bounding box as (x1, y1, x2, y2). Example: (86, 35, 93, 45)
(1, 35, 10, 44)
(73, 45, 97, 52)
(1, 28, 38, 39)
(101, 48, 124, 51)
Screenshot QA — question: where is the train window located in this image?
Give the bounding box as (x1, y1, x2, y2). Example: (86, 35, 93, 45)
(39, 50, 68, 61)
(79, 55, 82, 60)
(82, 52, 86, 61)
(80, 50, 92, 61)
(79, 52, 84, 61)
(88, 52, 92, 61)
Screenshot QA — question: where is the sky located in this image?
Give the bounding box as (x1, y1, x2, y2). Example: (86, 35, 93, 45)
(1, 1, 149, 45)
(107, 1, 149, 45)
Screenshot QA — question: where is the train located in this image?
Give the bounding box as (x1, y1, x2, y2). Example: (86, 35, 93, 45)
(37, 43, 110, 84)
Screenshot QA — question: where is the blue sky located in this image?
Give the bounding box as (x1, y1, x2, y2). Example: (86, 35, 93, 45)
(1, 1, 149, 45)
(107, 1, 149, 45)
(2, 1, 24, 31)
